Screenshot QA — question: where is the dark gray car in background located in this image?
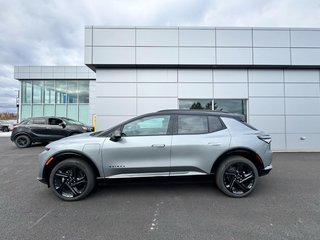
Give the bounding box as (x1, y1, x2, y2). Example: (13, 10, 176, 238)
(38, 110, 272, 201)
(11, 117, 94, 148)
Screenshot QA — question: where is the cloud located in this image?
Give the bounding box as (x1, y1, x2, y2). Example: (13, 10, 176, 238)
(0, 0, 320, 113)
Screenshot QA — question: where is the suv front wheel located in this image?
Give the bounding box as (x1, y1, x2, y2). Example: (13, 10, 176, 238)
(216, 156, 258, 198)
(49, 158, 95, 201)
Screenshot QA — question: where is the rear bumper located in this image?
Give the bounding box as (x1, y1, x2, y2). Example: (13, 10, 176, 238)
(259, 164, 272, 176)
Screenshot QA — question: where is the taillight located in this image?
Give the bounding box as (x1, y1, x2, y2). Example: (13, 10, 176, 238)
(258, 135, 272, 144)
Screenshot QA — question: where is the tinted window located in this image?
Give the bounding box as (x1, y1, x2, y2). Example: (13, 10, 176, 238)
(48, 118, 63, 125)
(31, 118, 46, 125)
(178, 115, 208, 134)
(122, 115, 170, 136)
(208, 116, 224, 132)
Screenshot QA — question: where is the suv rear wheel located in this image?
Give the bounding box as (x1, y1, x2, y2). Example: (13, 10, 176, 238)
(14, 135, 31, 148)
(49, 158, 95, 201)
(216, 156, 258, 198)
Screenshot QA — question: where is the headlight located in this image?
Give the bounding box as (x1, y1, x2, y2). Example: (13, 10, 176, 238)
(82, 126, 88, 131)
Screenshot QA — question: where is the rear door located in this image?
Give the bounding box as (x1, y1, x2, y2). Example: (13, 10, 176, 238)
(28, 118, 48, 140)
(170, 114, 231, 176)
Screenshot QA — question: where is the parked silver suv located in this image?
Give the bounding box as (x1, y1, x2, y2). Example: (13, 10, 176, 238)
(38, 110, 272, 201)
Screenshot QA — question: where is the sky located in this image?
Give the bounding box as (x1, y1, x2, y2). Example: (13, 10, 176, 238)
(1, 0, 320, 113)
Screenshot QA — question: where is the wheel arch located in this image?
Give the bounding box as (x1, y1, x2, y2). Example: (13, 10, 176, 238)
(43, 151, 101, 187)
(211, 148, 264, 176)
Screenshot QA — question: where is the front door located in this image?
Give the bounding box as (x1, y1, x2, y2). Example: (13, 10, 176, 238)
(102, 114, 172, 178)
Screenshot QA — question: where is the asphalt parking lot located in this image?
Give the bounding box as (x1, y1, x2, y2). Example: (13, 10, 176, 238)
(0, 137, 319, 240)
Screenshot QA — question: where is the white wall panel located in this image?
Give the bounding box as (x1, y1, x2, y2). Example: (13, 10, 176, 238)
(96, 98, 136, 115)
(214, 83, 248, 98)
(179, 47, 215, 64)
(93, 47, 135, 64)
(96, 83, 136, 97)
(137, 69, 177, 82)
(249, 98, 284, 115)
(137, 98, 177, 115)
(96, 115, 134, 130)
(84, 47, 92, 64)
(214, 69, 247, 82)
(284, 70, 319, 82)
(285, 83, 320, 97)
(270, 134, 286, 150)
(85, 28, 92, 45)
(249, 69, 283, 83)
(29, 72, 41, 79)
(136, 29, 178, 46)
(286, 116, 320, 133)
(216, 48, 252, 64)
(249, 83, 284, 97)
(93, 28, 135, 46)
(136, 47, 178, 64)
(285, 98, 320, 115)
(286, 134, 320, 149)
(253, 30, 290, 47)
(137, 83, 177, 97)
(216, 29, 252, 47)
(291, 30, 320, 47)
(253, 48, 291, 65)
(179, 29, 215, 46)
(41, 72, 53, 79)
(178, 83, 213, 98)
(64, 72, 77, 79)
(249, 116, 285, 133)
(29, 66, 41, 72)
(96, 69, 136, 83)
(178, 69, 212, 82)
(53, 73, 64, 79)
(291, 48, 320, 65)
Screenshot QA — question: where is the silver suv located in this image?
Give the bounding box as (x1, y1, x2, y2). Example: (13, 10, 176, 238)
(38, 110, 272, 201)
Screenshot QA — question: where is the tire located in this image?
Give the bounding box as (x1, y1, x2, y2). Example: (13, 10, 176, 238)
(216, 156, 258, 198)
(14, 135, 31, 148)
(3, 126, 9, 132)
(49, 158, 95, 201)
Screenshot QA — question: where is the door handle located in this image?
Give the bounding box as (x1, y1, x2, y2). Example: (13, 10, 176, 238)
(151, 144, 165, 148)
(208, 142, 221, 146)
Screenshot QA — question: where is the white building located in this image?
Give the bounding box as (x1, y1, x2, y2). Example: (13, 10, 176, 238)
(15, 26, 320, 151)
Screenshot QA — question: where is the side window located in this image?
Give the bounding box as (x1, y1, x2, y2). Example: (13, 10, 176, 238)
(48, 118, 63, 125)
(208, 116, 225, 132)
(122, 115, 170, 136)
(31, 118, 46, 125)
(178, 115, 208, 134)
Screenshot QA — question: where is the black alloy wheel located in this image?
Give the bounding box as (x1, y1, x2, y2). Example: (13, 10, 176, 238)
(49, 159, 95, 201)
(14, 135, 31, 148)
(216, 156, 258, 198)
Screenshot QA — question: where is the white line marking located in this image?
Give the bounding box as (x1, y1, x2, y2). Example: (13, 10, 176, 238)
(28, 209, 54, 229)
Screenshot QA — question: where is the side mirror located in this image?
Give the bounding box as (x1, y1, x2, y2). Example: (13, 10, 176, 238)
(110, 129, 122, 142)
(59, 122, 66, 128)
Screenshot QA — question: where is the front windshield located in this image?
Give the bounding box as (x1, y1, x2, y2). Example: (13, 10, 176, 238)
(62, 118, 84, 125)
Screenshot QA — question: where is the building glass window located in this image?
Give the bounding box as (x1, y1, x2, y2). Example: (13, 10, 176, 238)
(20, 79, 90, 124)
(55, 81, 67, 104)
(179, 99, 248, 121)
(22, 81, 32, 103)
(32, 81, 43, 104)
(78, 80, 89, 103)
(44, 81, 55, 104)
(179, 99, 212, 110)
(67, 80, 78, 103)
(214, 99, 247, 118)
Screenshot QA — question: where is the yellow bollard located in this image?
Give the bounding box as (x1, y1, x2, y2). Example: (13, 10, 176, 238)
(93, 114, 96, 132)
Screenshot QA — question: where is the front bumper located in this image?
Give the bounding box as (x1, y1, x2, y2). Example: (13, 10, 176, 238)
(37, 177, 47, 184)
(259, 164, 272, 176)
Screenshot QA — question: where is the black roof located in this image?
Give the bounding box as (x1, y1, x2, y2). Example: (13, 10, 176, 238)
(157, 109, 245, 121)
